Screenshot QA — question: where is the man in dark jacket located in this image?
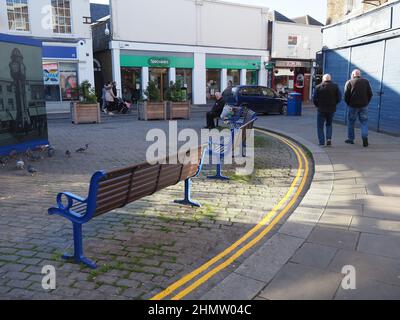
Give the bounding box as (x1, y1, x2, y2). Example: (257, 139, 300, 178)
(344, 69, 373, 147)
(205, 92, 225, 129)
(313, 74, 342, 146)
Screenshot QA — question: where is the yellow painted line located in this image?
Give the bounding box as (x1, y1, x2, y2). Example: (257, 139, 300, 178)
(151, 130, 309, 300)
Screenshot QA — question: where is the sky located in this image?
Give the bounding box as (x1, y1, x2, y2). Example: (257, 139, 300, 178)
(90, 0, 328, 24)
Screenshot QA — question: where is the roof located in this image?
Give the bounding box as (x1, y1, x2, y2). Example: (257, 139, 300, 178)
(268, 10, 295, 23)
(292, 15, 324, 26)
(90, 3, 110, 22)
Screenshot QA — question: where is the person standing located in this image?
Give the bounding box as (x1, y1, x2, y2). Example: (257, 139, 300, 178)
(344, 69, 373, 147)
(313, 74, 342, 146)
(104, 82, 116, 115)
(205, 92, 225, 129)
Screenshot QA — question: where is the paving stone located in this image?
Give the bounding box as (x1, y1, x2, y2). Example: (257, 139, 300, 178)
(328, 249, 400, 287)
(200, 273, 266, 300)
(308, 226, 359, 250)
(259, 262, 342, 300)
(357, 233, 400, 260)
(335, 278, 400, 300)
(291, 243, 337, 269)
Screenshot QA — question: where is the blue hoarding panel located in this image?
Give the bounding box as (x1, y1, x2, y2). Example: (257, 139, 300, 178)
(324, 48, 351, 123)
(380, 37, 400, 135)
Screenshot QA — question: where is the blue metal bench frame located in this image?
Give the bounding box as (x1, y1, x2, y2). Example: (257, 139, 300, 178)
(48, 146, 207, 269)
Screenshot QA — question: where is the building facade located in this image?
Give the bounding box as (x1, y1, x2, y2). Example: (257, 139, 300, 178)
(267, 11, 323, 102)
(323, 0, 400, 135)
(326, 0, 392, 24)
(0, 0, 94, 113)
(93, 0, 270, 105)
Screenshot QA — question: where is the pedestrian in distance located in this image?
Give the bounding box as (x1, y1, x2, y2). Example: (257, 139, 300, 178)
(104, 82, 116, 115)
(205, 92, 225, 129)
(344, 69, 373, 147)
(313, 74, 342, 146)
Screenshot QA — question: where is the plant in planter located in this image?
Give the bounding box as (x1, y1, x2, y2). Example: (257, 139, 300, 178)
(138, 80, 166, 120)
(71, 81, 101, 124)
(165, 80, 190, 120)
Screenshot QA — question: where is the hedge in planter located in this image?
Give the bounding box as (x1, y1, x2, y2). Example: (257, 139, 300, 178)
(138, 80, 166, 120)
(71, 81, 101, 124)
(165, 80, 190, 120)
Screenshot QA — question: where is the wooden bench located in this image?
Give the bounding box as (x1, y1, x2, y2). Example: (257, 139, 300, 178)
(48, 145, 207, 269)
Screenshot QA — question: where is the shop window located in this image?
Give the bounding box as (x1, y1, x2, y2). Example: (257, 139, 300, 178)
(52, 0, 72, 34)
(246, 70, 258, 85)
(206, 69, 221, 101)
(176, 68, 192, 101)
(7, 0, 30, 32)
(149, 68, 168, 101)
(43, 62, 60, 102)
(121, 67, 142, 102)
(227, 69, 240, 86)
(60, 63, 78, 101)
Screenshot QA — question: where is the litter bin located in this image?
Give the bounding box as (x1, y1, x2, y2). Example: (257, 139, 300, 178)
(287, 93, 303, 116)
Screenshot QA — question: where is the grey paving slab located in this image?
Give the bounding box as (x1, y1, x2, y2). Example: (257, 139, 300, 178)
(335, 278, 400, 300)
(357, 233, 400, 260)
(328, 249, 400, 287)
(235, 233, 304, 283)
(318, 212, 353, 229)
(308, 226, 359, 250)
(200, 273, 266, 300)
(290, 243, 337, 270)
(258, 263, 342, 300)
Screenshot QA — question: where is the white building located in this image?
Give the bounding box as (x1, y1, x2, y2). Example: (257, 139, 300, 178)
(0, 0, 95, 113)
(268, 11, 323, 101)
(93, 0, 270, 105)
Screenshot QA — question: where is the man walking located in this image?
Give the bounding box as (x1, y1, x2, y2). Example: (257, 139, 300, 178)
(344, 69, 373, 147)
(313, 74, 342, 146)
(205, 92, 225, 129)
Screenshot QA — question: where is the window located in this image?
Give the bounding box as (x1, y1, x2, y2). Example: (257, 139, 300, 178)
(227, 69, 240, 86)
(52, 0, 72, 34)
(7, 0, 30, 31)
(246, 70, 258, 85)
(60, 63, 78, 101)
(261, 88, 276, 98)
(288, 36, 298, 46)
(176, 68, 192, 101)
(239, 87, 261, 96)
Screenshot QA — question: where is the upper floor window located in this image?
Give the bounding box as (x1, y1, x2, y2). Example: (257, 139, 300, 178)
(288, 36, 298, 46)
(7, 0, 30, 32)
(52, 0, 72, 34)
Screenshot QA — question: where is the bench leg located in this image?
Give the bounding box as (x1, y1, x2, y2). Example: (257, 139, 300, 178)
(62, 222, 97, 269)
(174, 178, 201, 207)
(207, 163, 230, 181)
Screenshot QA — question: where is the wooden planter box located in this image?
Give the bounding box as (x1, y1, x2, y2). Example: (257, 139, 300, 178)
(71, 102, 101, 124)
(138, 102, 166, 121)
(166, 101, 191, 120)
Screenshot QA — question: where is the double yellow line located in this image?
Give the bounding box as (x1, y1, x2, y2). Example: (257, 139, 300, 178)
(151, 129, 310, 300)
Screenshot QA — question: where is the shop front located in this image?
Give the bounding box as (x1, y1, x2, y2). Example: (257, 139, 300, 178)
(42, 45, 79, 112)
(205, 55, 261, 101)
(120, 53, 194, 102)
(272, 60, 312, 101)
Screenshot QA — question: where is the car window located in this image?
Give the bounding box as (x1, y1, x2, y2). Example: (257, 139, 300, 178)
(261, 88, 275, 98)
(239, 87, 260, 96)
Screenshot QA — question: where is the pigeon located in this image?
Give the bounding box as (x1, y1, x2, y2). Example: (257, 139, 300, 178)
(27, 165, 38, 176)
(25, 148, 34, 158)
(16, 159, 25, 170)
(47, 146, 55, 158)
(76, 144, 89, 153)
(65, 150, 71, 158)
(28, 154, 43, 162)
(0, 157, 8, 167)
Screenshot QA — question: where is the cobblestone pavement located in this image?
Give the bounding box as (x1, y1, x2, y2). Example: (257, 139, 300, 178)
(0, 110, 302, 300)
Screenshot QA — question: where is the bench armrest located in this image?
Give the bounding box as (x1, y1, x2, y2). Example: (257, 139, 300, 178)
(56, 192, 87, 211)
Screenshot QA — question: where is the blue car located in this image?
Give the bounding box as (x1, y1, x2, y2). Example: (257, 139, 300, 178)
(223, 85, 287, 115)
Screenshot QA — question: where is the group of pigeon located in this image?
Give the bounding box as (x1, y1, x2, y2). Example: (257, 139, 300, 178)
(0, 143, 90, 176)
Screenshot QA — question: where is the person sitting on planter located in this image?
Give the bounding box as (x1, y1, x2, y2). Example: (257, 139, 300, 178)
(205, 92, 225, 129)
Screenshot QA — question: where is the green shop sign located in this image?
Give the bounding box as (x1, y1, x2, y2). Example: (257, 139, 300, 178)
(121, 55, 194, 68)
(206, 58, 261, 70)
